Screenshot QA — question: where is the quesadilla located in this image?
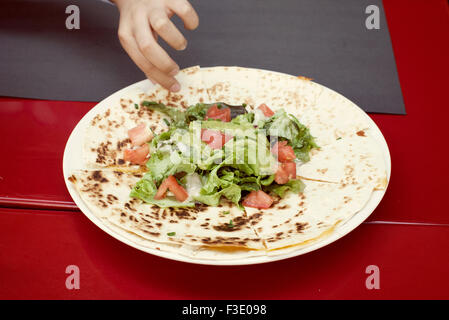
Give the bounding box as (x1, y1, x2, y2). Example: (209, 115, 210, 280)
(67, 66, 389, 261)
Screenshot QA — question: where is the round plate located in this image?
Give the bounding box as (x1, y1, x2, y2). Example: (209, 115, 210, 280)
(63, 74, 391, 266)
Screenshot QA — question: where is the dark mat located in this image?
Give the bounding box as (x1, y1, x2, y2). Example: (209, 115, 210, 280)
(0, 0, 405, 114)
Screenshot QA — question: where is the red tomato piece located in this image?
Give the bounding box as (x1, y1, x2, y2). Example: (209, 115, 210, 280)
(282, 162, 297, 179)
(274, 165, 290, 184)
(258, 103, 275, 117)
(154, 178, 169, 200)
(128, 123, 153, 147)
(201, 129, 233, 149)
(123, 144, 149, 165)
(274, 162, 296, 184)
(271, 141, 296, 162)
(242, 190, 274, 209)
(205, 104, 231, 122)
(154, 175, 189, 202)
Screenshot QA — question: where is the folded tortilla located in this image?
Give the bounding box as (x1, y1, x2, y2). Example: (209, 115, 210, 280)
(71, 66, 388, 261)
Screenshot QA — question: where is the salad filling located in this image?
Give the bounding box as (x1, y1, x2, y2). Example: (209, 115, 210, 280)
(128, 102, 318, 209)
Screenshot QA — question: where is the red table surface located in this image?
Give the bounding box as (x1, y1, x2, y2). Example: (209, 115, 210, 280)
(0, 207, 448, 299)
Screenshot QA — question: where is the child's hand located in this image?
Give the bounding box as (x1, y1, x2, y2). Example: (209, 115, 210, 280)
(113, 0, 199, 92)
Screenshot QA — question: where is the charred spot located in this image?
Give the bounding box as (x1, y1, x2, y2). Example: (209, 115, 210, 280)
(98, 199, 108, 208)
(124, 202, 136, 212)
(356, 130, 366, 137)
(143, 231, 160, 237)
(213, 216, 248, 232)
(201, 237, 212, 244)
(166, 207, 195, 220)
(195, 203, 209, 212)
(120, 212, 127, 217)
(248, 213, 262, 225)
(92, 171, 108, 183)
(107, 194, 118, 203)
(68, 175, 77, 183)
(295, 222, 308, 233)
(200, 223, 209, 227)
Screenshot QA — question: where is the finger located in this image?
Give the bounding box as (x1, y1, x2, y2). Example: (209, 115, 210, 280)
(117, 18, 155, 84)
(149, 9, 187, 50)
(118, 22, 180, 91)
(168, 0, 199, 30)
(132, 10, 179, 75)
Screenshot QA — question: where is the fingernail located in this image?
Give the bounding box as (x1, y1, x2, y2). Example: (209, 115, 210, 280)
(169, 67, 180, 76)
(170, 83, 181, 92)
(180, 41, 187, 51)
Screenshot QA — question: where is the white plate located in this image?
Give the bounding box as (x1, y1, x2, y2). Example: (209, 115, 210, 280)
(63, 76, 391, 266)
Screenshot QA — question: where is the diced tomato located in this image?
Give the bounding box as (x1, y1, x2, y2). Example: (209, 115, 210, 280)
(275, 165, 289, 184)
(154, 178, 169, 200)
(282, 161, 296, 179)
(242, 190, 274, 209)
(154, 175, 189, 202)
(201, 129, 233, 149)
(205, 104, 231, 122)
(274, 162, 296, 184)
(258, 103, 274, 117)
(271, 141, 296, 162)
(123, 144, 149, 165)
(128, 123, 153, 147)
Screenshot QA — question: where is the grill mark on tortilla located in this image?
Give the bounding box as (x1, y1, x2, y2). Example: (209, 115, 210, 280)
(143, 231, 160, 237)
(296, 222, 308, 233)
(91, 171, 108, 183)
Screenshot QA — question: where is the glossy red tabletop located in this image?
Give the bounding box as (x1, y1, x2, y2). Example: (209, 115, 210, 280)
(1, 207, 448, 299)
(1, 0, 448, 299)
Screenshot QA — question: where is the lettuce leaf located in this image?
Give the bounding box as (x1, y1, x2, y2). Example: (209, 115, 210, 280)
(194, 184, 241, 206)
(142, 101, 186, 126)
(265, 179, 305, 198)
(261, 110, 318, 162)
(143, 101, 211, 127)
(146, 151, 196, 182)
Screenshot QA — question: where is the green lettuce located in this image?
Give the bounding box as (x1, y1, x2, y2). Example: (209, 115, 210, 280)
(194, 184, 241, 206)
(146, 151, 196, 182)
(261, 110, 318, 162)
(265, 179, 305, 198)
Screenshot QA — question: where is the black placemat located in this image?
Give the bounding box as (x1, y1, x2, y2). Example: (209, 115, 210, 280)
(0, 0, 405, 114)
